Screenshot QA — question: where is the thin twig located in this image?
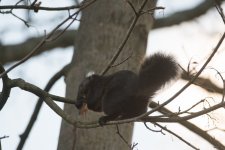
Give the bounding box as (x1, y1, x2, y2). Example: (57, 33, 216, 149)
(116, 125, 136, 150)
(155, 123, 199, 150)
(11, 12, 30, 27)
(110, 53, 133, 68)
(144, 122, 164, 134)
(175, 99, 205, 116)
(215, 0, 225, 24)
(0, 136, 9, 140)
(206, 127, 225, 132)
(47, 13, 79, 42)
(209, 67, 225, 102)
(0, 64, 11, 111)
(125, 0, 138, 15)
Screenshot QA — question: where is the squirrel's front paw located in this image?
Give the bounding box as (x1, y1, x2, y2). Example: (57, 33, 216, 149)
(98, 116, 108, 126)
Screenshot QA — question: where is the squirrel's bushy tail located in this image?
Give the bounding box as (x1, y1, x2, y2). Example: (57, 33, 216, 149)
(138, 53, 179, 97)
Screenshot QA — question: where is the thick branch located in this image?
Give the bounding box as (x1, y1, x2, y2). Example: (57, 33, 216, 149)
(153, 0, 223, 29)
(8, 78, 76, 125)
(181, 71, 223, 94)
(0, 4, 81, 12)
(0, 30, 76, 65)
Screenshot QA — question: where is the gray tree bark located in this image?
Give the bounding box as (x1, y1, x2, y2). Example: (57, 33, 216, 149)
(57, 0, 155, 149)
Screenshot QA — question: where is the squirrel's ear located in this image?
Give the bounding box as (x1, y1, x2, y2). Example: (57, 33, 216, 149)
(86, 71, 95, 78)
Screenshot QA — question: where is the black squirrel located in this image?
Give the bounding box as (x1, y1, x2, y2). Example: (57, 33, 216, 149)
(75, 53, 179, 125)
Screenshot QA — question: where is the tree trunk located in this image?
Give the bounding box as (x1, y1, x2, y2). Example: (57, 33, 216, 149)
(57, 0, 155, 149)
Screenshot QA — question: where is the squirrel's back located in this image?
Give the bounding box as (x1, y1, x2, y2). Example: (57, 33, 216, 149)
(138, 53, 179, 96)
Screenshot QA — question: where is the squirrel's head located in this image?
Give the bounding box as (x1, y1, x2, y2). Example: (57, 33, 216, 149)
(75, 73, 102, 115)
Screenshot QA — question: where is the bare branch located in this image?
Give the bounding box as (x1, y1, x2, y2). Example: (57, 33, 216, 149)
(11, 11, 30, 27)
(206, 127, 225, 132)
(8, 78, 76, 124)
(0, 135, 9, 140)
(30, 0, 38, 7)
(144, 122, 164, 133)
(116, 125, 135, 150)
(215, 0, 225, 24)
(153, 0, 221, 29)
(110, 52, 133, 68)
(0, 65, 11, 111)
(0, 73, 99, 128)
(125, 0, 138, 15)
(0, 4, 82, 12)
(0, 30, 75, 65)
(17, 63, 72, 150)
(181, 72, 223, 94)
(155, 123, 199, 150)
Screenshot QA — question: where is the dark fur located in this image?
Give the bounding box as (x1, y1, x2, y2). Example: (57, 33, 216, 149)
(75, 53, 179, 125)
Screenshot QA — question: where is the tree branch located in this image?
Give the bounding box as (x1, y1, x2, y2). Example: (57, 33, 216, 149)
(0, 135, 9, 140)
(181, 71, 223, 94)
(17, 63, 72, 150)
(0, 30, 76, 65)
(153, 0, 223, 29)
(0, 4, 82, 12)
(8, 78, 77, 124)
(154, 123, 199, 150)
